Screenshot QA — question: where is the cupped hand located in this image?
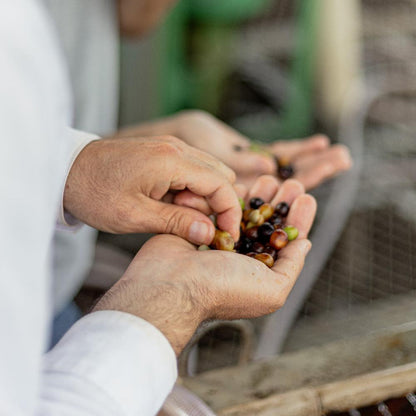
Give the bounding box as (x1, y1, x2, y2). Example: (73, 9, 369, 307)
(63, 135, 241, 245)
(93, 177, 316, 355)
(121, 110, 352, 190)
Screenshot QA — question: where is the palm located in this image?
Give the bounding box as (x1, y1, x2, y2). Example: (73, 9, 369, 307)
(138, 179, 316, 321)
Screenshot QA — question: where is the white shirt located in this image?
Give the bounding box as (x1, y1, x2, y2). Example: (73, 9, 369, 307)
(0, 1, 177, 414)
(42, 0, 120, 314)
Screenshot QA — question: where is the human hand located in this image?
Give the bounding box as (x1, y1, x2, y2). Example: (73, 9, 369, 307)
(63, 135, 241, 245)
(93, 177, 316, 355)
(121, 110, 351, 190)
(118, 0, 177, 37)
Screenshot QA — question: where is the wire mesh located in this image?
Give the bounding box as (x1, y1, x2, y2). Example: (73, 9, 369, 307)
(283, 0, 416, 353)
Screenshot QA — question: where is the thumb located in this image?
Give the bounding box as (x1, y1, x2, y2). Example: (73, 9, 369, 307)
(142, 198, 216, 245)
(232, 152, 275, 176)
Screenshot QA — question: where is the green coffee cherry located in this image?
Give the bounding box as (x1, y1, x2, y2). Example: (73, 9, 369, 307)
(239, 197, 245, 211)
(283, 225, 299, 241)
(198, 245, 211, 251)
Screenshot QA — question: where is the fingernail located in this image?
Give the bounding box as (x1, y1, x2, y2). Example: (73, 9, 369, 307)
(189, 221, 212, 245)
(303, 240, 312, 255)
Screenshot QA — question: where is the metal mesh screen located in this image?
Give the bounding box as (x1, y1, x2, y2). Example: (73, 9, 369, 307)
(283, 0, 416, 353)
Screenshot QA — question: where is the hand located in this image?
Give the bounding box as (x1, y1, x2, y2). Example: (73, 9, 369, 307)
(93, 177, 316, 355)
(118, 110, 352, 190)
(265, 135, 352, 191)
(118, 0, 176, 37)
(64, 135, 241, 245)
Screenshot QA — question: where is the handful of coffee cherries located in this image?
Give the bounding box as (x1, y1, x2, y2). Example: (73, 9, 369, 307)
(199, 197, 299, 268)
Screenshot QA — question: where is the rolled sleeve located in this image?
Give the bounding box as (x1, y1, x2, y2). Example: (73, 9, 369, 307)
(43, 311, 178, 416)
(57, 128, 99, 230)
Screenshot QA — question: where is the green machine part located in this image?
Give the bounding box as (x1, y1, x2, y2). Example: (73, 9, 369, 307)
(156, 0, 319, 141)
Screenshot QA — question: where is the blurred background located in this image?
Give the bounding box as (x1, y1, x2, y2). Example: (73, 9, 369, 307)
(76, 0, 416, 414)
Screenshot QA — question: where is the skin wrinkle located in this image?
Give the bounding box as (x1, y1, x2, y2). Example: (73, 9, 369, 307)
(92, 177, 316, 356)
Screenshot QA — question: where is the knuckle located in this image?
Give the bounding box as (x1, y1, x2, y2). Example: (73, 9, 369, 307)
(163, 208, 187, 236)
(157, 138, 183, 157)
(183, 109, 211, 122)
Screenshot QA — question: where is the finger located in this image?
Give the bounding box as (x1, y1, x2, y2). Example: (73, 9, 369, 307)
(234, 183, 248, 200)
(169, 154, 241, 240)
(174, 190, 212, 215)
(149, 135, 238, 186)
(269, 134, 330, 159)
(231, 152, 275, 176)
(185, 144, 237, 185)
(235, 175, 259, 189)
(206, 239, 311, 320)
(270, 179, 305, 206)
(270, 239, 312, 299)
(138, 197, 216, 245)
(285, 194, 317, 238)
(246, 175, 280, 203)
(294, 144, 351, 170)
(294, 145, 352, 190)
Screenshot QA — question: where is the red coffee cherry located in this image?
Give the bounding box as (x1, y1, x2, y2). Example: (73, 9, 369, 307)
(269, 229, 289, 250)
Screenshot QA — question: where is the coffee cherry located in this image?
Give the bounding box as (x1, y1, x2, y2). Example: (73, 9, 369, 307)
(243, 209, 252, 222)
(252, 241, 265, 253)
(283, 225, 299, 241)
(259, 203, 274, 220)
(257, 222, 275, 244)
(210, 195, 294, 269)
(212, 230, 235, 251)
(235, 237, 253, 254)
(278, 165, 294, 180)
(269, 229, 289, 250)
(275, 202, 290, 217)
(239, 197, 245, 211)
(245, 226, 259, 240)
(263, 244, 278, 260)
(198, 245, 211, 251)
(248, 209, 263, 225)
(276, 156, 295, 180)
(250, 197, 264, 209)
(254, 253, 275, 268)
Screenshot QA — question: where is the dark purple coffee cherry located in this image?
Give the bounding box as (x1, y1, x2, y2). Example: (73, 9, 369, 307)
(278, 164, 294, 180)
(235, 237, 253, 254)
(275, 202, 290, 217)
(270, 213, 284, 228)
(250, 197, 264, 209)
(252, 241, 265, 253)
(245, 226, 259, 240)
(257, 222, 275, 244)
(263, 244, 278, 260)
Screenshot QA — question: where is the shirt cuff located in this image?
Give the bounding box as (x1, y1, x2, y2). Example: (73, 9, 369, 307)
(43, 310, 178, 415)
(57, 128, 100, 230)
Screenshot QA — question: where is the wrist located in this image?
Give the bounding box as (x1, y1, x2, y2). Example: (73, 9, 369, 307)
(93, 278, 205, 356)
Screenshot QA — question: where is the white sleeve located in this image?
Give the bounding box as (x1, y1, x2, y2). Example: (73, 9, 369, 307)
(56, 128, 99, 229)
(0, 2, 177, 415)
(41, 311, 177, 416)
